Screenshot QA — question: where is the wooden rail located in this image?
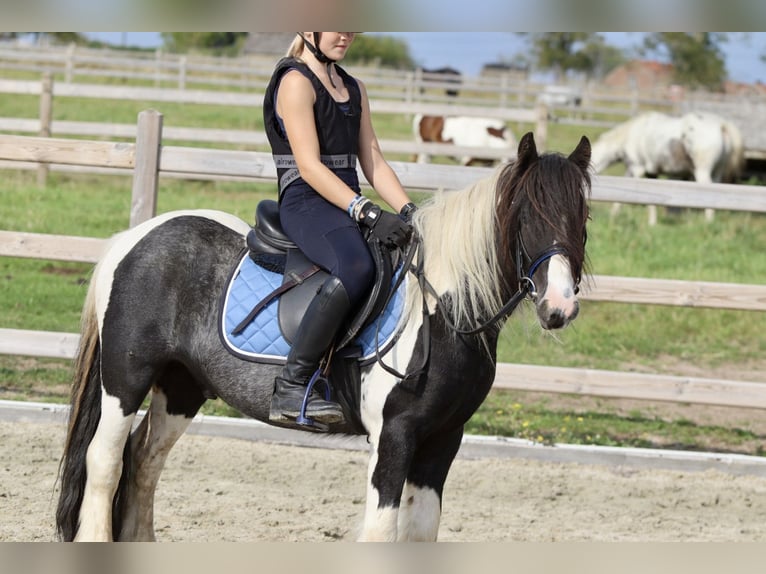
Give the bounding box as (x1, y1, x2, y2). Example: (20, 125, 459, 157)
(0, 117, 764, 412)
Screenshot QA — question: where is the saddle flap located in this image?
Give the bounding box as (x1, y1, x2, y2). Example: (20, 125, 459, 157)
(335, 238, 394, 350)
(278, 250, 329, 344)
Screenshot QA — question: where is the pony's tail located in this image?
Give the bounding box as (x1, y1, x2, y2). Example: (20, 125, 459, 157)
(55, 272, 104, 541)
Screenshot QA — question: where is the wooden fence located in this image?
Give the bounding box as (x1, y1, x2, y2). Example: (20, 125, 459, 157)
(0, 43, 671, 114)
(0, 74, 548, 162)
(3, 69, 766, 172)
(1, 110, 765, 412)
(6, 42, 766, 152)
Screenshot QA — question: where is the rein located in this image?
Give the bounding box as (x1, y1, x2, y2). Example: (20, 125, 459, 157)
(371, 231, 567, 385)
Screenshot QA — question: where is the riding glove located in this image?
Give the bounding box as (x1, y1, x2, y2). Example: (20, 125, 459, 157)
(356, 200, 413, 248)
(399, 202, 417, 223)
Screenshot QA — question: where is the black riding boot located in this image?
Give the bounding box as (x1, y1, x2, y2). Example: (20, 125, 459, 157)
(269, 276, 350, 428)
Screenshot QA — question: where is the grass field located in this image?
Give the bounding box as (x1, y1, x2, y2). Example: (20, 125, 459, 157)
(1, 89, 765, 455)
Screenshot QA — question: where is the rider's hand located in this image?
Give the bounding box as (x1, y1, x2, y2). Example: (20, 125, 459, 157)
(356, 200, 413, 248)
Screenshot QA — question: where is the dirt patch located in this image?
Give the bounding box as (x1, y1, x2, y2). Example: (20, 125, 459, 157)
(1, 420, 765, 542)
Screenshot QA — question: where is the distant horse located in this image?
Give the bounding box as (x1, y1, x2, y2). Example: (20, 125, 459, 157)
(413, 114, 517, 166)
(56, 132, 592, 542)
(418, 66, 462, 97)
(591, 111, 745, 224)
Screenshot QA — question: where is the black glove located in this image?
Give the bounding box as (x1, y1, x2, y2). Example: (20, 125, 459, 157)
(358, 201, 413, 248)
(399, 202, 417, 224)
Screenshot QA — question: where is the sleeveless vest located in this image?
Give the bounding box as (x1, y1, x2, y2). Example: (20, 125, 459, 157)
(263, 57, 362, 199)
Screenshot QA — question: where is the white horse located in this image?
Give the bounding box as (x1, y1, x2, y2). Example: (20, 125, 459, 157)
(591, 111, 745, 224)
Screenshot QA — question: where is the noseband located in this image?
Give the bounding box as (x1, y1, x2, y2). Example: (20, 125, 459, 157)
(516, 231, 567, 301)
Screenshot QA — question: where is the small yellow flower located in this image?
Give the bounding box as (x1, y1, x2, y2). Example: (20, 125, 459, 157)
(522, 420, 529, 428)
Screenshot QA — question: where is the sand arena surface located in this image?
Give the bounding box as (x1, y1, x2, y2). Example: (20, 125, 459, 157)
(1, 419, 766, 542)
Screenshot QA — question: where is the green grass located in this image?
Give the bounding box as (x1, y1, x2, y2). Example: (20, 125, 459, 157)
(1, 91, 765, 455)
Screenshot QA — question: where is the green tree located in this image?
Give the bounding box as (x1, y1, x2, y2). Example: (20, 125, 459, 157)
(343, 34, 415, 69)
(643, 33, 727, 90)
(521, 33, 597, 79)
(161, 33, 248, 56)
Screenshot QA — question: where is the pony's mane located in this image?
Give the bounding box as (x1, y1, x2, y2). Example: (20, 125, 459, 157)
(411, 167, 504, 330)
(411, 151, 590, 335)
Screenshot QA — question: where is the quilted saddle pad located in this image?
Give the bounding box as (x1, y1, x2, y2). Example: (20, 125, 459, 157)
(219, 252, 407, 366)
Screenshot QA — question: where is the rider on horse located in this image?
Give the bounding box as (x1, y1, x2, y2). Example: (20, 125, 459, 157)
(262, 32, 415, 430)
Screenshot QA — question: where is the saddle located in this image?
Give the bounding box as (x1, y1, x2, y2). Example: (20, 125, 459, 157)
(220, 199, 404, 432)
(242, 199, 397, 350)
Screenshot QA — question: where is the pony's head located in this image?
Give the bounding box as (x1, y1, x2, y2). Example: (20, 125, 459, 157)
(496, 132, 592, 330)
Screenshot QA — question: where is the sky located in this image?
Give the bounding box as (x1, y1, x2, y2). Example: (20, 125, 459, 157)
(83, 32, 766, 85)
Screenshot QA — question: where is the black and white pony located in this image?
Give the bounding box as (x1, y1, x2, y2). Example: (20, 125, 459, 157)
(55, 133, 592, 542)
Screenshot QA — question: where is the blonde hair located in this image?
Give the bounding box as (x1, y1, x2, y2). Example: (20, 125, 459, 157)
(286, 34, 305, 58)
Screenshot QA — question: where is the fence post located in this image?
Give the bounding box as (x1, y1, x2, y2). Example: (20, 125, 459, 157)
(535, 103, 548, 152)
(154, 49, 163, 87)
(179, 55, 187, 90)
(37, 72, 53, 187)
(130, 109, 163, 227)
(65, 43, 76, 84)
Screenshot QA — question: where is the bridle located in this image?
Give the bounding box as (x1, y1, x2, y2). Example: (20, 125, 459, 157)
(369, 219, 584, 391)
(372, 230, 572, 386)
(434, 230, 567, 337)
(515, 230, 569, 303)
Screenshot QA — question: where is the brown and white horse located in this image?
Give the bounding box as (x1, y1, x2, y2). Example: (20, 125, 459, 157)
(413, 114, 517, 166)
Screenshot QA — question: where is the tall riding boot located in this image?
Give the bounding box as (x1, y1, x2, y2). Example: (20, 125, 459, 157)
(269, 275, 350, 427)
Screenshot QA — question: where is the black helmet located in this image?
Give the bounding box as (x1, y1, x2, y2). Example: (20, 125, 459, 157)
(297, 32, 335, 63)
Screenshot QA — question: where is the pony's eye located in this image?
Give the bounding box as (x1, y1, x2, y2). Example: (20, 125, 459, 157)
(573, 285, 580, 295)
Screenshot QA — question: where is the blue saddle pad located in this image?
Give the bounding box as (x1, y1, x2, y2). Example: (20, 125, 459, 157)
(220, 253, 407, 365)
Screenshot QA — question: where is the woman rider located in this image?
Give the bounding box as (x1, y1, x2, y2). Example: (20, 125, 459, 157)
(262, 32, 416, 430)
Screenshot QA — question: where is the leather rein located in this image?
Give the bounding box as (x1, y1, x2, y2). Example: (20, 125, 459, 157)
(372, 230, 570, 385)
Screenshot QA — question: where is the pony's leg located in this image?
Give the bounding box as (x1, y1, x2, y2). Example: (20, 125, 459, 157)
(397, 427, 463, 541)
(358, 435, 413, 541)
(120, 366, 207, 541)
(118, 391, 195, 540)
(74, 392, 136, 542)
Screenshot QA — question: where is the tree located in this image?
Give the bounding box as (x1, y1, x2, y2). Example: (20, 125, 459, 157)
(521, 32, 596, 76)
(342, 35, 415, 69)
(642, 33, 727, 90)
(161, 33, 248, 56)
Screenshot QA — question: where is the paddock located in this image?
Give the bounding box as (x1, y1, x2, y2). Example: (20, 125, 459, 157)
(1, 113, 766, 542)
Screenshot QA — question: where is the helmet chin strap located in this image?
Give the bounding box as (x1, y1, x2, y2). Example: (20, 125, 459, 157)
(298, 32, 338, 88)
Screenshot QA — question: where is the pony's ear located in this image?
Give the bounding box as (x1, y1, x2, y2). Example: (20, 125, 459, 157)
(515, 131, 538, 171)
(568, 136, 591, 172)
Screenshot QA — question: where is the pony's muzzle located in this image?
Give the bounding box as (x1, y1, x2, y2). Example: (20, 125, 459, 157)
(538, 298, 579, 330)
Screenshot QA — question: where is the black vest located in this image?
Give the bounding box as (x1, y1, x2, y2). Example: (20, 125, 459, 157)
(263, 57, 362, 199)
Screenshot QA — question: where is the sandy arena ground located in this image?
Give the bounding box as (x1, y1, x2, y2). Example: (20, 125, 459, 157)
(1, 418, 766, 542)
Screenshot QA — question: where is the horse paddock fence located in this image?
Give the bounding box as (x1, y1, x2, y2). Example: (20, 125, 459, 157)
(1, 110, 766, 416)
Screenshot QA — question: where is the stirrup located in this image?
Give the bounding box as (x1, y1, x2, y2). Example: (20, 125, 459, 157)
(295, 369, 332, 432)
